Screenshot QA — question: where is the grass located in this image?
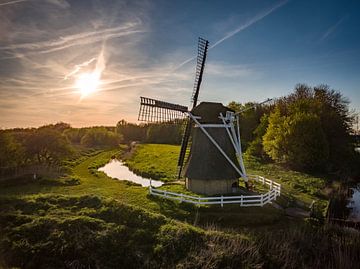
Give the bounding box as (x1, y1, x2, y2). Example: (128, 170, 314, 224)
(0, 145, 286, 228)
(0, 143, 358, 268)
(245, 155, 329, 216)
(1, 195, 359, 268)
(124, 144, 328, 215)
(123, 144, 180, 181)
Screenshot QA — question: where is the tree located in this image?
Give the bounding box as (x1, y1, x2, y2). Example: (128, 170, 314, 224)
(0, 132, 24, 173)
(262, 108, 288, 163)
(245, 114, 270, 160)
(146, 124, 183, 145)
(263, 84, 355, 172)
(286, 113, 329, 170)
(80, 127, 122, 147)
(25, 129, 73, 166)
(116, 120, 147, 142)
(228, 101, 273, 150)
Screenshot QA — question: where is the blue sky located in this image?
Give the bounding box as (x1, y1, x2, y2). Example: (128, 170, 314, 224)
(0, 0, 359, 128)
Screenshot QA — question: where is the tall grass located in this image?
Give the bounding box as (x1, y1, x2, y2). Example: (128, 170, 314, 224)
(1, 194, 359, 269)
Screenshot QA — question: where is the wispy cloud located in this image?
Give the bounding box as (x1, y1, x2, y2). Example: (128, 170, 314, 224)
(174, 0, 288, 70)
(321, 15, 348, 41)
(46, 0, 70, 9)
(64, 57, 97, 80)
(206, 62, 254, 78)
(0, 0, 26, 7)
(0, 22, 144, 59)
(0, 0, 153, 127)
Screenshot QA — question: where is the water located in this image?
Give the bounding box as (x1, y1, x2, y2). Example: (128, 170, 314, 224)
(98, 159, 164, 187)
(347, 184, 360, 221)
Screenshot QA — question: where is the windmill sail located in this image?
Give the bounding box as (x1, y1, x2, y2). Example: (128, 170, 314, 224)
(138, 96, 188, 123)
(191, 37, 209, 108)
(177, 38, 209, 179)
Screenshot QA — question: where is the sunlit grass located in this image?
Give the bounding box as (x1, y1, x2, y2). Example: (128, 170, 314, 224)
(124, 144, 180, 181)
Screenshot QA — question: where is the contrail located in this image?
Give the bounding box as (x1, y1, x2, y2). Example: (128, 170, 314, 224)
(174, 0, 288, 70)
(321, 16, 347, 41)
(0, 0, 26, 7)
(210, 0, 288, 49)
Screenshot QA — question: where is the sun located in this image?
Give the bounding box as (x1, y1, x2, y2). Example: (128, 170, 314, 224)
(76, 72, 100, 97)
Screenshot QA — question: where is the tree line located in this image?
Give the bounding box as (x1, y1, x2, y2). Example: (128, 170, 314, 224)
(0, 121, 183, 177)
(1, 83, 358, 177)
(230, 84, 359, 175)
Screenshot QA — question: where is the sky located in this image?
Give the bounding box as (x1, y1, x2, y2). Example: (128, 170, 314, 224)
(0, 0, 359, 128)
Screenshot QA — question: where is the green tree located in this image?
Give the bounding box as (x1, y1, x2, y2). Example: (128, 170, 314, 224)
(146, 124, 183, 145)
(25, 129, 73, 166)
(245, 114, 270, 160)
(228, 101, 273, 150)
(262, 108, 288, 162)
(0, 132, 24, 173)
(263, 84, 355, 172)
(80, 127, 122, 147)
(116, 120, 147, 142)
(286, 113, 329, 170)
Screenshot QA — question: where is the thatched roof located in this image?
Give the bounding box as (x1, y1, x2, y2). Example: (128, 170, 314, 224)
(191, 102, 234, 124)
(184, 102, 238, 180)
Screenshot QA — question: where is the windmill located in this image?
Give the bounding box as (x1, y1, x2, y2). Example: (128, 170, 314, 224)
(138, 38, 248, 195)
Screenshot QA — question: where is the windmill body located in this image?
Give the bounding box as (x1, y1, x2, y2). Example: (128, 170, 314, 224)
(184, 102, 239, 195)
(138, 38, 248, 195)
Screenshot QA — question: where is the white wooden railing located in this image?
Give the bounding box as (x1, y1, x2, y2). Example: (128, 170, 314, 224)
(149, 175, 281, 207)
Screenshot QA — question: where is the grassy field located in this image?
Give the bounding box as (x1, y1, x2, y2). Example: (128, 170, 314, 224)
(123, 144, 180, 181)
(0, 145, 284, 227)
(124, 144, 328, 215)
(2, 143, 356, 268)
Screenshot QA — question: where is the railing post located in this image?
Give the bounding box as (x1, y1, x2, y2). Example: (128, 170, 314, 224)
(164, 190, 167, 197)
(180, 193, 184, 202)
(261, 195, 263, 206)
(149, 185, 152, 194)
(221, 196, 223, 208)
(240, 195, 243, 206)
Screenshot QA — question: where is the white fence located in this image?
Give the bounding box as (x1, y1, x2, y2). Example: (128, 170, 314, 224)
(149, 175, 281, 207)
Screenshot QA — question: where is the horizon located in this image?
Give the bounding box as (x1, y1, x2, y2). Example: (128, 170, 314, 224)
(1, 0, 360, 128)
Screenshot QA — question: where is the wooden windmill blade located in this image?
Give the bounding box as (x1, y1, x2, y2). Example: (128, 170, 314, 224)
(177, 37, 209, 179)
(191, 37, 209, 109)
(138, 96, 188, 123)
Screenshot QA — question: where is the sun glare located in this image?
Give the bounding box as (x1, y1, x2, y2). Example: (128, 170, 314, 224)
(76, 72, 100, 97)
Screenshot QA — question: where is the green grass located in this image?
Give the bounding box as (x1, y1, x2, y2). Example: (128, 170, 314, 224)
(245, 155, 328, 215)
(122, 143, 330, 218)
(124, 144, 180, 181)
(1, 195, 359, 268)
(0, 143, 327, 221)
(0, 145, 286, 228)
(1, 144, 358, 268)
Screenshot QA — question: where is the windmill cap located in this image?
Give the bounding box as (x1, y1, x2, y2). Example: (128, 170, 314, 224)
(191, 102, 234, 124)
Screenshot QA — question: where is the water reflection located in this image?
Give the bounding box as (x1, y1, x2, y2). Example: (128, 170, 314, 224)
(98, 159, 163, 187)
(347, 184, 360, 221)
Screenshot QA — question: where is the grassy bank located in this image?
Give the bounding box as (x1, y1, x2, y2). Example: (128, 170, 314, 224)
(1, 194, 359, 268)
(0, 143, 357, 268)
(125, 144, 328, 214)
(123, 144, 180, 181)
